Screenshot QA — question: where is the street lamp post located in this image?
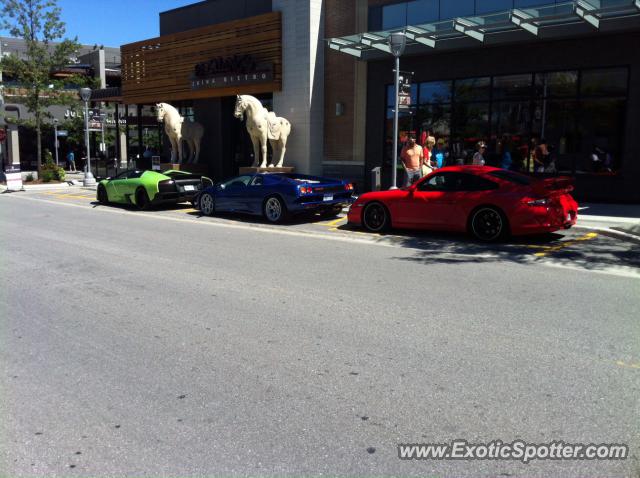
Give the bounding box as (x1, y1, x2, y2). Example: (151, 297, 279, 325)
(53, 118, 59, 166)
(99, 113, 107, 177)
(79, 87, 96, 186)
(388, 32, 406, 190)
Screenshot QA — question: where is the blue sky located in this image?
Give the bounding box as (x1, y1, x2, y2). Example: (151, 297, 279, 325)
(2, 0, 199, 47)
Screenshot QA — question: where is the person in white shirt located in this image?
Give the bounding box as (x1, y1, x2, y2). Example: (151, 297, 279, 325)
(472, 141, 487, 166)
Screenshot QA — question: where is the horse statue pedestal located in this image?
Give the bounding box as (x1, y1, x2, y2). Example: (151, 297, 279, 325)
(239, 166, 295, 175)
(161, 162, 210, 175)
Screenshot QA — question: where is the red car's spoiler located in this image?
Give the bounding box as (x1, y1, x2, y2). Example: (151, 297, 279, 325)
(532, 176, 574, 195)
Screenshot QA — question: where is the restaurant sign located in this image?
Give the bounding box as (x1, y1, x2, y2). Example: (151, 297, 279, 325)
(191, 54, 273, 90)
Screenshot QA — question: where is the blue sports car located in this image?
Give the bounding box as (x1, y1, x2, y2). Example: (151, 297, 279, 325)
(193, 172, 355, 223)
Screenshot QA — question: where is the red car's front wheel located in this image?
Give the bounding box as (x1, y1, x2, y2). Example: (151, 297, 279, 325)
(362, 202, 390, 233)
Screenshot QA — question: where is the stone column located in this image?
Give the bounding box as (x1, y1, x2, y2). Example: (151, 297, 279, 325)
(272, 0, 324, 176)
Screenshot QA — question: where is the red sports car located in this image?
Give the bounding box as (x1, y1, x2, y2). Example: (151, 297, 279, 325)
(347, 166, 578, 241)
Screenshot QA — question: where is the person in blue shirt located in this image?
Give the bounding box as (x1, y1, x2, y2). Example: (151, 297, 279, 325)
(66, 151, 76, 172)
(431, 138, 447, 169)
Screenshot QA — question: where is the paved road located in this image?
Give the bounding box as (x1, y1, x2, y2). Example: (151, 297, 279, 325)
(1, 190, 639, 477)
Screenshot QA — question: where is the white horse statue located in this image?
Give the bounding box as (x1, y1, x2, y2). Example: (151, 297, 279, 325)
(233, 95, 291, 168)
(155, 103, 204, 164)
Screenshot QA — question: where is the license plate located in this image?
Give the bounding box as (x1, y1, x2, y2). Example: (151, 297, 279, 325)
(184, 185, 195, 191)
(323, 194, 333, 202)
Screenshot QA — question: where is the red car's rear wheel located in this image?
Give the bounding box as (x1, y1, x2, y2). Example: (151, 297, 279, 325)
(470, 206, 507, 242)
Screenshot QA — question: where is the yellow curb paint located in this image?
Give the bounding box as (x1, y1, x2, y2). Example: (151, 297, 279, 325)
(318, 217, 347, 228)
(534, 233, 598, 257)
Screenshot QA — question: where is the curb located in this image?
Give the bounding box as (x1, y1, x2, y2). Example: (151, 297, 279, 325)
(573, 225, 640, 245)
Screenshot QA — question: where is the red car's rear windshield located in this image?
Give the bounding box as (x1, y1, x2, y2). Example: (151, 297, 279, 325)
(488, 170, 532, 185)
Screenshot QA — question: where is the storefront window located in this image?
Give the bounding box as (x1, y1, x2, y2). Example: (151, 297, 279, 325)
(419, 81, 452, 104)
(491, 101, 532, 169)
(383, 67, 627, 175)
(532, 100, 579, 173)
(454, 77, 491, 102)
(417, 103, 451, 145)
(493, 73, 533, 100)
(576, 98, 626, 173)
(581, 68, 628, 97)
(534, 71, 578, 98)
(452, 102, 490, 150)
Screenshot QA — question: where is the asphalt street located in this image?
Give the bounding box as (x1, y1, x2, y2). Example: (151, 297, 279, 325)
(1, 190, 639, 477)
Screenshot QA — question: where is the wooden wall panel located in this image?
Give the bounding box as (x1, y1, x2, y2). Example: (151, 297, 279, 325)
(121, 12, 281, 104)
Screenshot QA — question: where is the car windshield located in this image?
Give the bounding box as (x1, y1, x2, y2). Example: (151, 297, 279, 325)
(488, 170, 532, 185)
(221, 175, 252, 188)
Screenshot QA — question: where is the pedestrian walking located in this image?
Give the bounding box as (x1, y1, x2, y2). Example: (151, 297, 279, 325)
(400, 134, 424, 187)
(66, 150, 76, 172)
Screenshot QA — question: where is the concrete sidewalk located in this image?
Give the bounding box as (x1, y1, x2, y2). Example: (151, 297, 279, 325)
(575, 203, 640, 243)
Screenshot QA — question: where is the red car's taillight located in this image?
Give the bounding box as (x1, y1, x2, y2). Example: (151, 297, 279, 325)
(526, 198, 549, 206)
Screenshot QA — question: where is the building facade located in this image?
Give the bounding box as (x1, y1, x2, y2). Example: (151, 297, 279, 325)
(326, 0, 640, 202)
(117, 0, 325, 180)
(108, 0, 640, 202)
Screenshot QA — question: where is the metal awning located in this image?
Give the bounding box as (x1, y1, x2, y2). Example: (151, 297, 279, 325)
(327, 0, 640, 59)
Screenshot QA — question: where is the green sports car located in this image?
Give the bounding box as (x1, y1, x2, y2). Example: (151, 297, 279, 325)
(97, 169, 213, 209)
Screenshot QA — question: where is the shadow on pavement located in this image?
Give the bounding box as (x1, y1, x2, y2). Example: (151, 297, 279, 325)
(184, 210, 337, 226)
(90, 201, 194, 212)
(336, 224, 640, 272)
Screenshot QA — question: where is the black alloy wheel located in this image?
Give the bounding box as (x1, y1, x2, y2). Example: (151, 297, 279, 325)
(135, 188, 150, 211)
(97, 185, 108, 204)
(199, 193, 216, 216)
(263, 196, 287, 223)
(470, 207, 506, 241)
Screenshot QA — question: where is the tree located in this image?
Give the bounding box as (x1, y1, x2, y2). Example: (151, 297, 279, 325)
(0, 0, 80, 171)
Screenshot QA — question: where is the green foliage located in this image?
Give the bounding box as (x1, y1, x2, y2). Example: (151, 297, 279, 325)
(40, 168, 55, 182)
(25, 173, 34, 182)
(41, 155, 65, 181)
(0, 0, 82, 170)
(44, 148, 53, 164)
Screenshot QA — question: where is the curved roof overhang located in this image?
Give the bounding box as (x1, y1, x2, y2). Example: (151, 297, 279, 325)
(327, 0, 640, 60)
